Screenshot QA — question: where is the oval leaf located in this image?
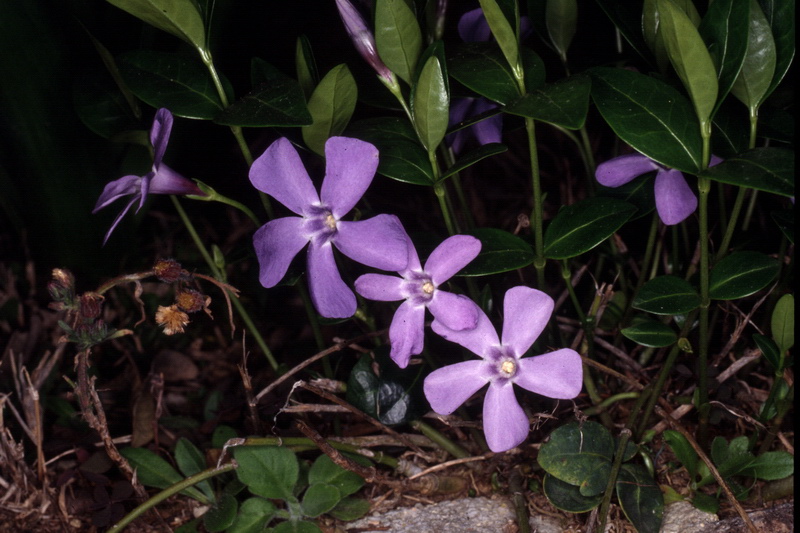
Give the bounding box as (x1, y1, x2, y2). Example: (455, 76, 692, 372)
(709, 251, 779, 300)
(542, 474, 602, 513)
(546, 0, 578, 62)
(440, 143, 508, 181)
(700, 147, 794, 196)
(375, 0, 422, 84)
(301, 483, 341, 518)
(633, 275, 700, 315)
(753, 333, 782, 372)
(120, 447, 207, 501)
(309, 455, 365, 498)
(505, 74, 591, 129)
(215, 76, 311, 127)
(107, 0, 206, 51)
(296, 34, 318, 100)
(544, 197, 637, 259)
(698, 0, 750, 112)
(412, 55, 449, 151)
(758, 0, 795, 101)
(227, 497, 276, 533)
(233, 446, 298, 500)
(302, 64, 357, 155)
(730, 0, 777, 109)
(478, 0, 521, 78)
(458, 228, 535, 276)
(771, 293, 794, 353)
(203, 493, 238, 532)
(538, 421, 614, 497)
(616, 464, 664, 533)
(621, 317, 678, 348)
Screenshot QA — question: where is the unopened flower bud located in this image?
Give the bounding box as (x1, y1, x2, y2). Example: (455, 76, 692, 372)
(48, 268, 77, 310)
(153, 258, 186, 283)
(175, 289, 207, 313)
(155, 305, 190, 335)
(79, 292, 104, 320)
(335, 0, 398, 88)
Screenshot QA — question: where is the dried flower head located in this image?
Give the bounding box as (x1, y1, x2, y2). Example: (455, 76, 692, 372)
(78, 292, 104, 320)
(175, 289, 208, 314)
(153, 258, 187, 283)
(155, 305, 190, 335)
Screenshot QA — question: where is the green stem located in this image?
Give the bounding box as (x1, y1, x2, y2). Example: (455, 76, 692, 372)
(525, 117, 546, 288)
(716, 187, 747, 260)
(411, 419, 470, 459)
(242, 436, 400, 468)
(582, 392, 640, 417)
(562, 260, 585, 322)
(433, 181, 457, 235)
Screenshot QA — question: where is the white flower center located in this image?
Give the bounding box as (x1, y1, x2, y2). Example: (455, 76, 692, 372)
(496, 356, 517, 379)
(421, 281, 434, 294)
(324, 213, 337, 230)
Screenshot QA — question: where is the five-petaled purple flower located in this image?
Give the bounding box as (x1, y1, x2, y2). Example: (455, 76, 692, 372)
(424, 286, 583, 452)
(596, 153, 722, 225)
(355, 234, 482, 368)
(249, 136, 408, 318)
(93, 108, 204, 244)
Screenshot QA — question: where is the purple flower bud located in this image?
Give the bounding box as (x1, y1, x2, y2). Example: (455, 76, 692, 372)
(335, 0, 397, 87)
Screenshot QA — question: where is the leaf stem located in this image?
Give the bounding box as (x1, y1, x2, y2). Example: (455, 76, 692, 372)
(525, 117, 546, 288)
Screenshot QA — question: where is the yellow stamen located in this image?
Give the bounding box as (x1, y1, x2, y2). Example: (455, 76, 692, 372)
(422, 281, 434, 294)
(325, 213, 337, 230)
(501, 360, 516, 375)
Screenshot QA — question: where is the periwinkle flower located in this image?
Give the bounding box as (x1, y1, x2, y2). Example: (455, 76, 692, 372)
(596, 153, 722, 225)
(355, 234, 481, 368)
(249, 136, 408, 318)
(424, 286, 583, 452)
(93, 108, 204, 244)
(335, 0, 398, 88)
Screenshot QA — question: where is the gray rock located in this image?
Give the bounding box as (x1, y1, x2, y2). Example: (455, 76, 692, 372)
(660, 501, 719, 533)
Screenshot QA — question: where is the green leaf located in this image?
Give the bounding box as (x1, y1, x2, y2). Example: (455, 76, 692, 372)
(212, 425, 238, 449)
(538, 421, 615, 497)
(698, 0, 750, 113)
(215, 68, 312, 127)
(542, 473, 602, 512)
(543, 197, 637, 259)
(375, 0, 422, 84)
(709, 251, 779, 300)
(771, 293, 794, 353)
(120, 447, 207, 501)
(301, 483, 341, 518)
(107, 0, 206, 51)
(596, 172, 656, 221)
(730, 0, 777, 109)
(73, 71, 139, 139)
(226, 497, 276, 533)
(302, 64, 357, 155)
(233, 446, 298, 500)
(272, 520, 321, 533)
(663, 430, 699, 480)
(594, 0, 655, 66)
(771, 209, 794, 244)
(758, 0, 795, 100)
(621, 317, 678, 348)
(545, 0, 578, 62)
(458, 228, 535, 276)
(740, 450, 794, 480)
(479, 0, 521, 78)
(657, 0, 719, 123)
(175, 438, 214, 501)
(753, 333, 782, 372)
(412, 55, 449, 151)
(309, 455, 364, 498)
(117, 51, 227, 120)
(440, 143, 508, 181)
(505, 74, 591, 129)
(296, 34, 318, 100)
(328, 497, 372, 521)
(590, 67, 702, 173)
(203, 493, 237, 532)
(633, 275, 700, 315)
(616, 464, 664, 533)
(711, 100, 751, 158)
(691, 492, 721, 514)
(700, 147, 794, 196)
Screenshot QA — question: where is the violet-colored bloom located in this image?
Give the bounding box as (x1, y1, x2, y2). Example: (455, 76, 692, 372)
(250, 136, 408, 318)
(424, 286, 583, 452)
(93, 108, 204, 244)
(596, 153, 723, 226)
(447, 97, 503, 154)
(355, 234, 481, 368)
(335, 0, 398, 88)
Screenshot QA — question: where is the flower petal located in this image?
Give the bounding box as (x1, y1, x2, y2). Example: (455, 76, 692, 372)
(501, 286, 554, 357)
(483, 382, 529, 452)
(354, 273, 405, 301)
(515, 348, 583, 400)
(469, 99, 503, 146)
(93, 175, 142, 212)
(101, 197, 138, 245)
(458, 8, 492, 42)
(250, 138, 319, 215)
(335, 215, 408, 271)
(253, 217, 309, 288)
(148, 164, 203, 196)
(428, 291, 479, 331)
(432, 305, 498, 358)
(307, 241, 356, 318)
(423, 360, 487, 414)
(321, 137, 380, 218)
(388, 300, 425, 368)
(654, 168, 697, 225)
(150, 108, 173, 168)
(446, 98, 476, 154)
(425, 235, 481, 284)
(596, 153, 658, 187)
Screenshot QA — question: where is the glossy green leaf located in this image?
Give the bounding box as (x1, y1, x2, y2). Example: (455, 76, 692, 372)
(440, 143, 508, 181)
(175, 438, 214, 501)
(543, 197, 637, 259)
(272, 520, 321, 533)
(698, 0, 750, 113)
(616, 464, 664, 533)
(591, 67, 702, 173)
(120, 447, 207, 501)
(347, 117, 434, 185)
(117, 51, 226, 119)
(740, 450, 794, 480)
(700, 148, 794, 197)
(448, 44, 544, 105)
(711, 100, 751, 158)
(479, 0, 521, 78)
(412, 55, 449, 151)
(505, 74, 591, 129)
(203, 493, 237, 532)
(302, 64, 357, 155)
(538, 421, 614, 497)
(107, 0, 206, 51)
(663, 430, 699, 480)
(233, 446, 298, 500)
(458, 228, 535, 276)
(309, 455, 364, 498)
(542, 474, 602, 512)
(771, 293, 794, 353)
(328, 497, 372, 521)
(633, 275, 700, 315)
(375, 0, 422, 84)
(770, 209, 794, 244)
(596, 172, 656, 221)
(73, 72, 139, 139)
(642, 0, 670, 72)
(226, 497, 276, 533)
(301, 483, 341, 518)
(546, 0, 577, 62)
(296, 34, 318, 100)
(594, 0, 654, 66)
(709, 251, 779, 300)
(215, 75, 312, 128)
(730, 0, 777, 109)
(657, 0, 718, 124)
(753, 333, 782, 372)
(211, 425, 238, 449)
(621, 317, 678, 348)
(758, 0, 795, 100)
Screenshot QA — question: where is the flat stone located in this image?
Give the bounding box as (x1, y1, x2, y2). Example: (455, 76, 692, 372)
(660, 501, 719, 533)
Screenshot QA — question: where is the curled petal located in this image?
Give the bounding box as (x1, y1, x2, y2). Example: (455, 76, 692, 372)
(483, 382, 529, 452)
(335, 215, 408, 271)
(249, 138, 318, 215)
(515, 348, 583, 400)
(321, 137, 379, 218)
(388, 300, 426, 368)
(307, 241, 356, 318)
(253, 217, 309, 288)
(93, 175, 142, 212)
(596, 154, 658, 187)
(354, 273, 405, 301)
(432, 306, 498, 358)
(423, 360, 487, 414)
(501, 286, 554, 357)
(654, 168, 697, 225)
(148, 164, 204, 196)
(101, 197, 138, 245)
(425, 235, 481, 284)
(150, 108, 173, 168)
(428, 291, 479, 331)
(458, 8, 492, 42)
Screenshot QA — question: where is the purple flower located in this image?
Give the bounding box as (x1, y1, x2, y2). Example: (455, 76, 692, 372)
(596, 153, 723, 225)
(355, 234, 482, 368)
(447, 97, 503, 154)
(249, 136, 408, 318)
(424, 286, 583, 452)
(335, 0, 398, 88)
(93, 108, 204, 244)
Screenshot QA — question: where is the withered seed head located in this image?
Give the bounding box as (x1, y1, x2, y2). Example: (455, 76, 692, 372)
(155, 305, 190, 335)
(153, 258, 187, 283)
(175, 289, 207, 313)
(78, 292, 104, 320)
